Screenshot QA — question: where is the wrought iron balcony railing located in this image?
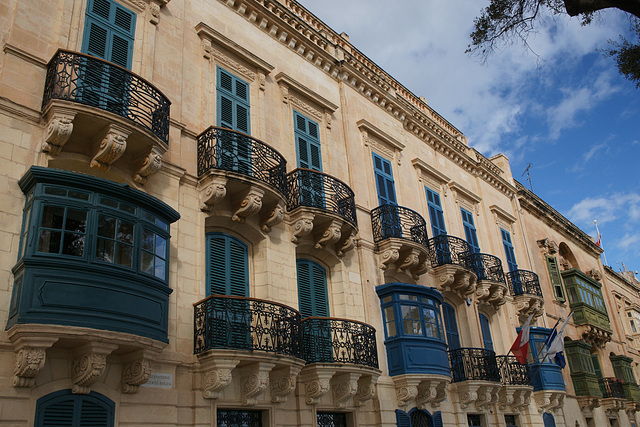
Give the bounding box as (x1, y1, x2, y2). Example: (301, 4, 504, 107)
(599, 377, 626, 399)
(301, 317, 378, 368)
(42, 49, 171, 143)
(197, 126, 287, 196)
(497, 355, 531, 386)
(506, 270, 543, 297)
(371, 204, 428, 246)
(194, 295, 301, 357)
(426, 235, 473, 269)
(465, 252, 506, 283)
(287, 168, 357, 226)
(449, 347, 500, 383)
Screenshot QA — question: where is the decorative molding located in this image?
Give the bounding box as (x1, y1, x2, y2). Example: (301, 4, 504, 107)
(537, 238, 559, 255)
(42, 111, 76, 155)
(71, 343, 118, 394)
(337, 230, 355, 257)
(201, 359, 240, 399)
(358, 119, 404, 165)
(300, 368, 333, 405)
(241, 362, 275, 405)
(331, 372, 359, 408)
(412, 158, 449, 186)
(270, 365, 301, 403)
(448, 180, 481, 205)
(2, 43, 48, 68)
(534, 389, 565, 413)
(233, 186, 264, 223)
(490, 204, 517, 225)
(199, 176, 228, 211)
(376, 239, 429, 279)
(392, 374, 449, 409)
(121, 350, 157, 394)
(514, 294, 544, 324)
(275, 72, 338, 112)
(290, 212, 315, 243)
(499, 385, 533, 413)
(430, 264, 477, 300)
(353, 375, 377, 407)
(90, 124, 130, 171)
(11, 337, 59, 388)
(315, 219, 342, 249)
(134, 146, 164, 185)
(261, 200, 285, 233)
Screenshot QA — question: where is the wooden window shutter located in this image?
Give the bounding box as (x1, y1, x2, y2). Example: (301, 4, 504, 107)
(546, 256, 565, 301)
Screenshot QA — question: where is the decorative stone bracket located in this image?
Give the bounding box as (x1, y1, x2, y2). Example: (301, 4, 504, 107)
(476, 281, 508, 309)
(578, 324, 613, 349)
(534, 389, 565, 413)
(430, 264, 477, 300)
(42, 110, 76, 156)
(289, 210, 357, 257)
(299, 366, 379, 407)
(299, 367, 334, 405)
(353, 375, 377, 407)
(134, 146, 164, 185)
(514, 295, 544, 324)
(241, 361, 275, 405)
(392, 375, 450, 409)
(261, 201, 285, 233)
(270, 365, 302, 403)
(11, 336, 59, 388)
(577, 395, 601, 411)
(499, 385, 533, 413)
(232, 187, 264, 223)
(201, 357, 240, 400)
(121, 349, 158, 394)
(331, 372, 359, 409)
(626, 401, 640, 413)
(451, 381, 500, 411)
(199, 176, 228, 211)
(71, 342, 118, 394)
(377, 240, 429, 280)
(90, 124, 130, 172)
(602, 397, 626, 415)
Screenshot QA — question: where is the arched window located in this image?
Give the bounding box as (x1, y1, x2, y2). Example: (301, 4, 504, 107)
(543, 412, 556, 427)
(296, 259, 329, 318)
(206, 233, 249, 297)
(395, 408, 443, 427)
(35, 389, 114, 426)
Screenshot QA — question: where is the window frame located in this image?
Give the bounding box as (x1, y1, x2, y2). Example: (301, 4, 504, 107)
(425, 186, 447, 237)
(216, 66, 251, 134)
(379, 289, 445, 341)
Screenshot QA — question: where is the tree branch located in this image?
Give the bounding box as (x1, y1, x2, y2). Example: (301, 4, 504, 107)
(564, 0, 640, 18)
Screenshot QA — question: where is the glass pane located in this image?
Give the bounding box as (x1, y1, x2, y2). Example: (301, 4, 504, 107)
(67, 190, 90, 200)
(155, 235, 167, 257)
(98, 215, 116, 238)
(401, 305, 422, 335)
(121, 203, 136, 214)
(382, 296, 392, 303)
(399, 294, 418, 301)
(38, 230, 61, 253)
(41, 206, 65, 229)
(62, 233, 85, 256)
(154, 257, 165, 279)
(142, 229, 154, 251)
(96, 238, 115, 263)
(44, 187, 67, 196)
(141, 251, 154, 275)
(117, 243, 133, 267)
(65, 208, 87, 233)
(117, 221, 134, 244)
(100, 197, 119, 208)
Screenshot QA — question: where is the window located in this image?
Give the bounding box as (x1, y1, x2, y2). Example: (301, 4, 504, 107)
(380, 292, 444, 340)
(442, 302, 460, 350)
(425, 187, 446, 237)
(206, 233, 249, 297)
(317, 412, 347, 427)
(610, 354, 637, 384)
(296, 259, 329, 318)
(372, 153, 397, 206)
(217, 409, 262, 427)
(22, 182, 172, 282)
(461, 207, 480, 253)
(82, 0, 136, 69)
(395, 409, 443, 427)
(217, 67, 250, 133)
(479, 313, 493, 351)
(565, 340, 596, 375)
(542, 413, 556, 427)
(500, 228, 518, 272)
(562, 270, 607, 314)
(35, 389, 114, 427)
(505, 415, 518, 427)
(467, 414, 484, 427)
(294, 111, 322, 171)
(546, 256, 565, 301)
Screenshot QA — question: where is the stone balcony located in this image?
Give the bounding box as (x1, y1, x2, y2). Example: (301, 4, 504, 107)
(467, 252, 508, 308)
(507, 270, 544, 323)
(426, 235, 477, 299)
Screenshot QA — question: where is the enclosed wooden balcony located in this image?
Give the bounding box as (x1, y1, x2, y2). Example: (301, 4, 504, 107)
(371, 204, 430, 279)
(197, 127, 288, 233)
(507, 269, 544, 323)
(426, 235, 477, 299)
(467, 252, 507, 308)
(286, 168, 357, 256)
(41, 49, 170, 184)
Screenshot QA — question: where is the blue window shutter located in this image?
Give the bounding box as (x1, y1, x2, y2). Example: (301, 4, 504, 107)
(395, 409, 411, 427)
(479, 313, 493, 351)
(501, 227, 518, 272)
(443, 303, 460, 350)
(425, 187, 446, 237)
(206, 233, 248, 297)
(433, 412, 443, 427)
(36, 390, 114, 427)
(461, 207, 480, 253)
(216, 67, 250, 134)
(372, 153, 396, 205)
(294, 111, 322, 171)
(296, 259, 328, 318)
(543, 413, 557, 427)
(82, 0, 136, 69)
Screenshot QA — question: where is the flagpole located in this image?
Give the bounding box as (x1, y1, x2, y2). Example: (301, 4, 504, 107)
(594, 220, 608, 266)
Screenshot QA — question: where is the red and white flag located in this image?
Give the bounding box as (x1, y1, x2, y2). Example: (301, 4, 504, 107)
(510, 313, 534, 364)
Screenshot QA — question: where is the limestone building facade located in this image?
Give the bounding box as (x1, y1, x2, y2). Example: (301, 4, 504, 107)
(1, 0, 639, 426)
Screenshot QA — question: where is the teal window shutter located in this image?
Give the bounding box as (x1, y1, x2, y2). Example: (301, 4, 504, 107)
(216, 67, 250, 134)
(461, 207, 480, 253)
(36, 390, 114, 427)
(294, 111, 322, 171)
(206, 233, 249, 297)
(82, 0, 136, 69)
(425, 187, 446, 237)
(501, 228, 518, 272)
(479, 313, 493, 351)
(296, 259, 329, 318)
(443, 303, 460, 350)
(372, 153, 397, 206)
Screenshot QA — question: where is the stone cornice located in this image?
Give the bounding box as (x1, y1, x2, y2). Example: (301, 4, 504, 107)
(515, 180, 602, 256)
(605, 266, 640, 293)
(216, 0, 515, 197)
(275, 72, 338, 111)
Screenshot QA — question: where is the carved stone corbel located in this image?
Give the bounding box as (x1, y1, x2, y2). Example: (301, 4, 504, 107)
(261, 201, 285, 233)
(392, 375, 422, 408)
(397, 248, 420, 273)
(475, 282, 491, 301)
(12, 337, 59, 387)
(315, 220, 342, 249)
(71, 343, 118, 394)
(411, 260, 429, 280)
(353, 375, 377, 407)
(149, 1, 161, 25)
(233, 187, 264, 223)
(199, 176, 228, 211)
(331, 372, 359, 408)
(202, 38, 213, 59)
(134, 146, 164, 185)
(300, 368, 334, 405)
(499, 386, 533, 412)
(202, 359, 240, 399)
(43, 111, 76, 155)
(270, 365, 301, 403)
(534, 390, 565, 413)
(291, 212, 315, 243)
(241, 362, 275, 405)
(90, 124, 130, 171)
(337, 231, 355, 257)
(475, 385, 500, 411)
(416, 378, 449, 409)
(121, 350, 157, 394)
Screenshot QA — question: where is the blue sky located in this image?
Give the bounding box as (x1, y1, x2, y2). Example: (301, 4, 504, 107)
(297, 0, 640, 274)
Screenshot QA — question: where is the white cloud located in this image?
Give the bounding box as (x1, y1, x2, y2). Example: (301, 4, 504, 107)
(618, 233, 640, 250)
(567, 193, 640, 225)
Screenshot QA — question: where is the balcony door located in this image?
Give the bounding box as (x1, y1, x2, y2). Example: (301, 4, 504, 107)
(80, 0, 135, 112)
(442, 303, 460, 350)
(501, 227, 520, 292)
(294, 111, 324, 208)
(479, 313, 493, 351)
(297, 259, 332, 362)
(373, 153, 400, 238)
(426, 187, 448, 263)
(217, 67, 251, 174)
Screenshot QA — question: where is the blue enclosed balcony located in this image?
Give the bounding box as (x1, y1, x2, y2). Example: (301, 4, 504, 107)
(197, 127, 288, 232)
(466, 252, 507, 307)
(426, 235, 477, 298)
(371, 204, 430, 279)
(507, 269, 544, 323)
(286, 168, 358, 256)
(41, 50, 171, 184)
(527, 327, 566, 398)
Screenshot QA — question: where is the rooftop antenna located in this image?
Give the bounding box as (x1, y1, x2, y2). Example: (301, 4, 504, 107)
(522, 163, 533, 191)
